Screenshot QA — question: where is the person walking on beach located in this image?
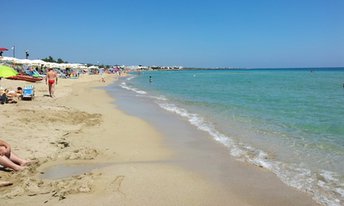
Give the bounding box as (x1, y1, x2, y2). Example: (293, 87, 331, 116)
(46, 68, 58, 97)
(0, 139, 30, 171)
(99, 68, 105, 82)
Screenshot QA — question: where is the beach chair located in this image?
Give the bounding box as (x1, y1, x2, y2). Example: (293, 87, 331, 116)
(22, 85, 34, 100)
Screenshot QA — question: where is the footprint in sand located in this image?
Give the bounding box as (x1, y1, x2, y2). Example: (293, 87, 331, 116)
(109, 176, 125, 196)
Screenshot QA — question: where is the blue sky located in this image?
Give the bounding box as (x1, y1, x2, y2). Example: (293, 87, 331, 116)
(1, 0, 343, 68)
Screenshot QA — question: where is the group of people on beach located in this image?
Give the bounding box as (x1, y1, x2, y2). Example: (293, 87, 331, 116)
(0, 68, 59, 187)
(0, 67, 110, 187)
(0, 87, 22, 104)
(0, 68, 58, 104)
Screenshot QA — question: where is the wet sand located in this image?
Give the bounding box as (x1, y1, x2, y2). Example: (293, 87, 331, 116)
(0, 74, 319, 205)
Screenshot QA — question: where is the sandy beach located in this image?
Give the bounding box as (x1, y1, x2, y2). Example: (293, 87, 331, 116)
(0, 74, 319, 206)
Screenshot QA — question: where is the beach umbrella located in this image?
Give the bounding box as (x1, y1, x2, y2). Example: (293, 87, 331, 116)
(0, 56, 17, 64)
(0, 65, 18, 78)
(0, 48, 8, 57)
(0, 65, 18, 88)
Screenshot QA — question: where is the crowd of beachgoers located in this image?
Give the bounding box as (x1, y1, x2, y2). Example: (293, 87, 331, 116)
(3, 64, 124, 79)
(0, 61, 122, 107)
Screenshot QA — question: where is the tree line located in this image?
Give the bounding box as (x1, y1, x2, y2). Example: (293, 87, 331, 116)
(41, 56, 68, 63)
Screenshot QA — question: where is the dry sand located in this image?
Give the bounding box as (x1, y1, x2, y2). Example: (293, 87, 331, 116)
(0, 74, 319, 205)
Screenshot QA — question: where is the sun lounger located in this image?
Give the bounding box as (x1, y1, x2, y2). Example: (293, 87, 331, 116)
(22, 85, 34, 100)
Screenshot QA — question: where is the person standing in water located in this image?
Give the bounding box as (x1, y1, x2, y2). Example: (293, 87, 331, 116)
(46, 68, 58, 97)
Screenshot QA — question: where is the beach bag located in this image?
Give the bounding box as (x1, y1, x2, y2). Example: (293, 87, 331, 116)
(0, 93, 8, 104)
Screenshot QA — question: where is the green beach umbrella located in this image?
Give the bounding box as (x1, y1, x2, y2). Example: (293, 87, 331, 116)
(0, 65, 18, 78)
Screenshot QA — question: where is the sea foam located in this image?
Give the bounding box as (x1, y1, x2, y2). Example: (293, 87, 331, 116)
(158, 102, 344, 206)
(119, 77, 344, 206)
(120, 82, 146, 94)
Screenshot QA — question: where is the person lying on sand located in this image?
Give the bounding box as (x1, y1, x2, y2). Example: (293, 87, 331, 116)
(0, 89, 17, 104)
(0, 180, 13, 187)
(0, 139, 30, 171)
(6, 87, 23, 99)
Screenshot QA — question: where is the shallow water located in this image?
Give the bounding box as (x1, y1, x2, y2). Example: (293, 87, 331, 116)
(109, 68, 344, 206)
(41, 163, 109, 180)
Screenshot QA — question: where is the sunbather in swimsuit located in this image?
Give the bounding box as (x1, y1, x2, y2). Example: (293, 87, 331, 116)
(0, 139, 30, 171)
(48, 79, 55, 85)
(46, 68, 58, 97)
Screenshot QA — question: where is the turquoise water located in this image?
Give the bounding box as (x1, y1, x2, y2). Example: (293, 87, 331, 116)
(120, 68, 344, 206)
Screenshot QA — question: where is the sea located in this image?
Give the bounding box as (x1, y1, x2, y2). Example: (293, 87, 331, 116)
(108, 68, 344, 206)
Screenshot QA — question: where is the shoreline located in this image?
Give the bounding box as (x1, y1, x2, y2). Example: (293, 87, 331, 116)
(0, 74, 319, 205)
(109, 77, 323, 206)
